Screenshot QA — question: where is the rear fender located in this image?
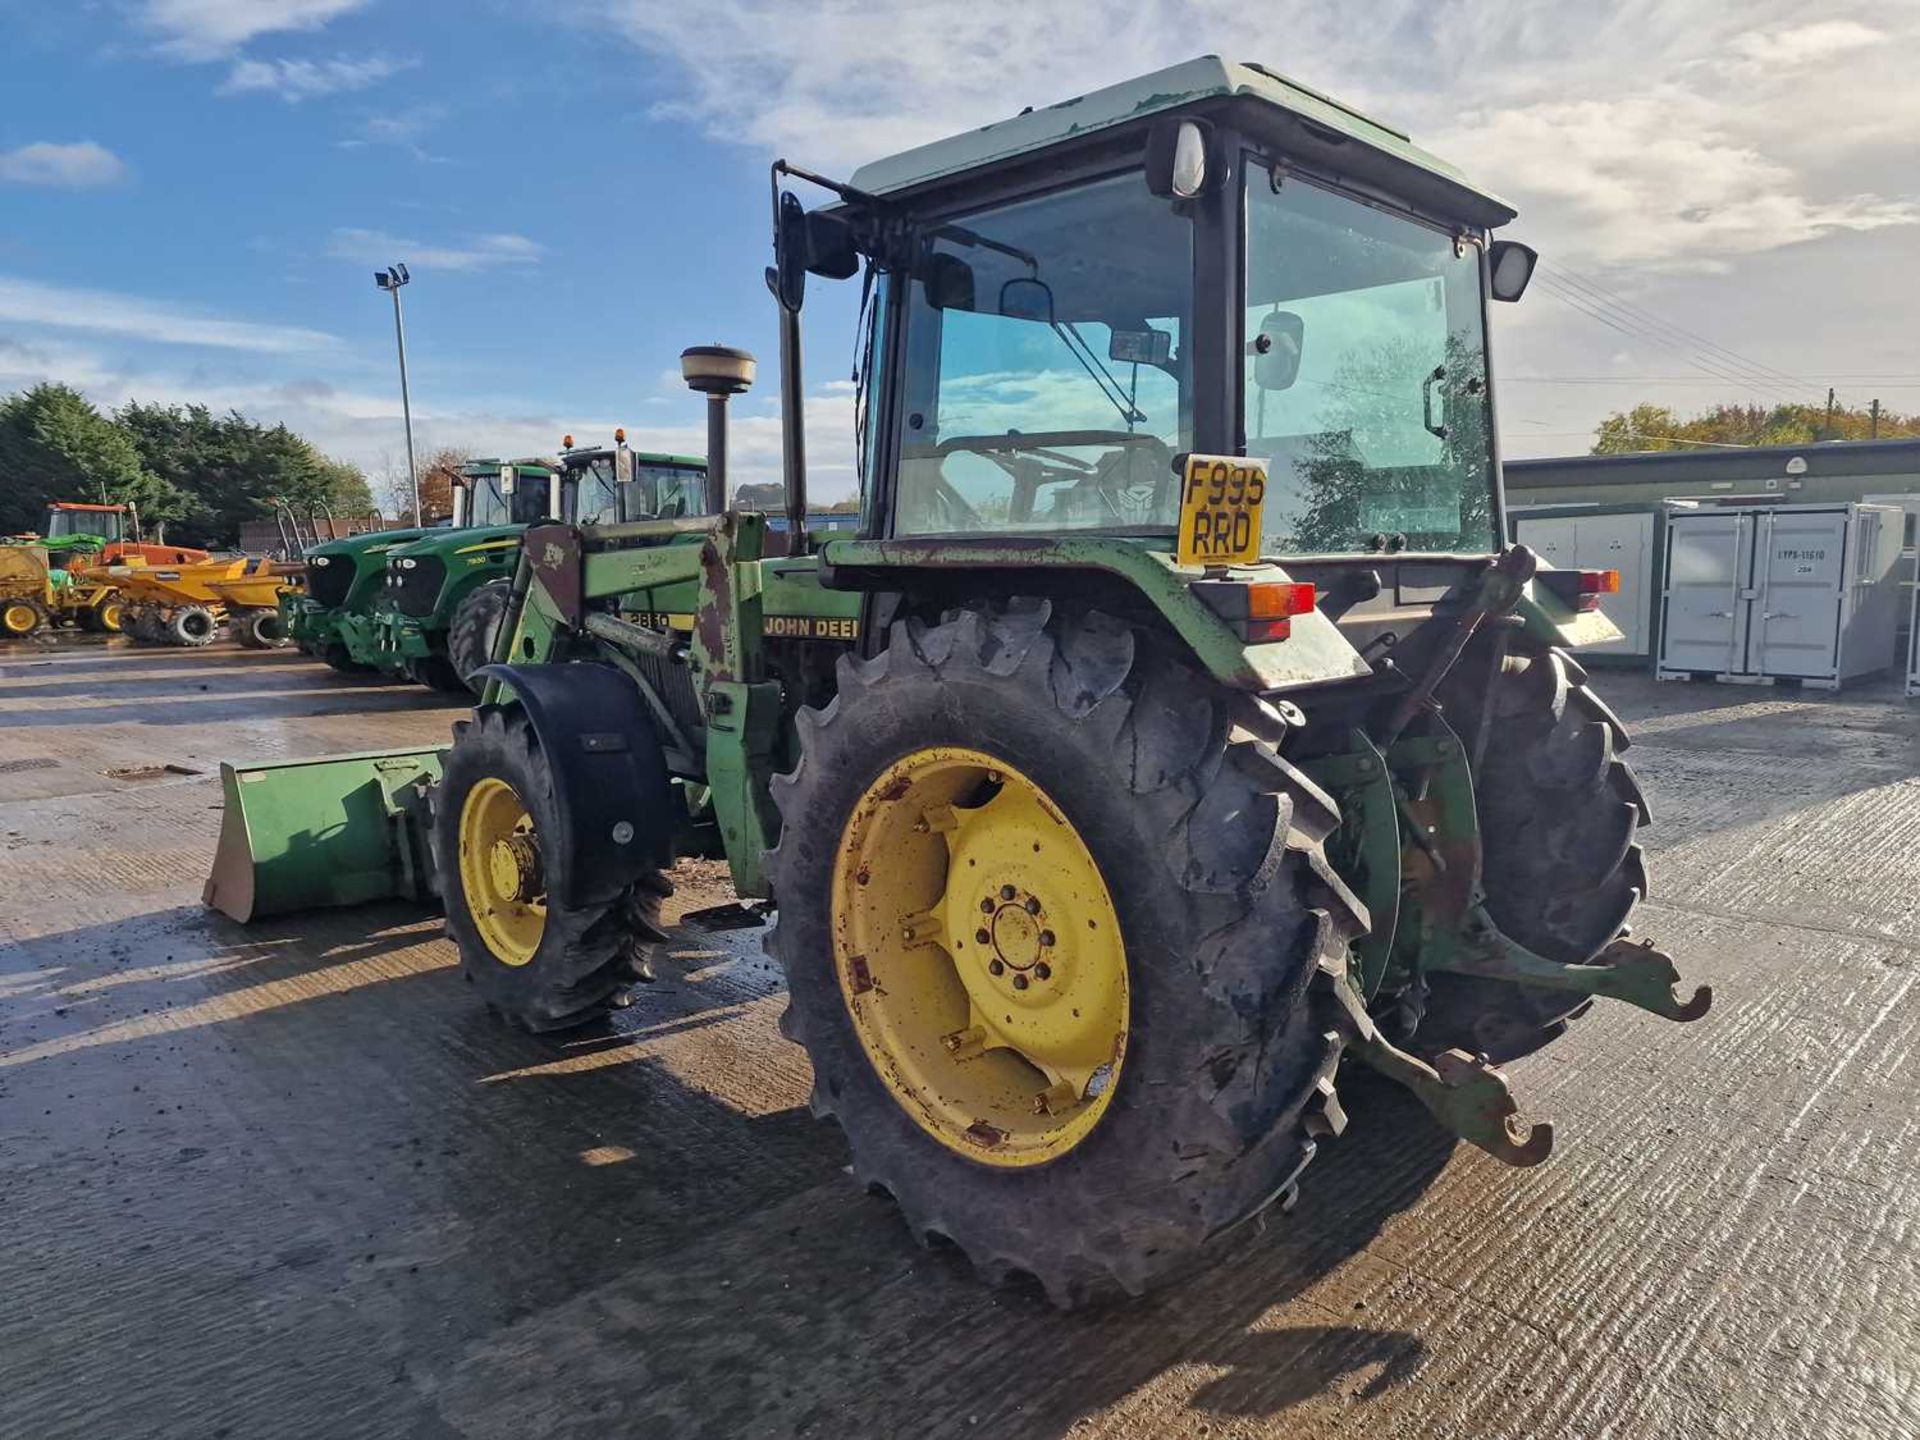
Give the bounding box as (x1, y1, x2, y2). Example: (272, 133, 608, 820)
(470, 662, 675, 908)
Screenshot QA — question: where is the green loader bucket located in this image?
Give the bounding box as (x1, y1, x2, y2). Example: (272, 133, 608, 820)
(203, 746, 448, 922)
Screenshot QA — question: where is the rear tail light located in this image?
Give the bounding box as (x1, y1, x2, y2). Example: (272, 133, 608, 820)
(1538, 568, 1620, 613)
(1192, 579, 1317, 642)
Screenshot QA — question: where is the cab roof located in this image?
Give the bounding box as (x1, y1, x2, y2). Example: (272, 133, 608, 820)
(847, 54, 1514, 228)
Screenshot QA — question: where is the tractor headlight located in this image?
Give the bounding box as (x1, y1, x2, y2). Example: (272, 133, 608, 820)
(397, 557, 417, 570)
(311, 555, 330, 566)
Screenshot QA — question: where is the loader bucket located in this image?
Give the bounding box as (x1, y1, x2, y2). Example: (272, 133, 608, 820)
(204, 746, 447, 922)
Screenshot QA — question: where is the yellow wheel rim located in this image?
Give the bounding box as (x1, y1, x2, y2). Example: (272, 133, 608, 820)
(457, 776, 547, 967)
(832, 747, 1128, 1169)
(100, 602, 123, 632)
(2, 602, 38, 635)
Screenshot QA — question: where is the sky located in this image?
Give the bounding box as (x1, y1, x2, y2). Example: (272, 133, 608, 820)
(3, 0, 1919, 507)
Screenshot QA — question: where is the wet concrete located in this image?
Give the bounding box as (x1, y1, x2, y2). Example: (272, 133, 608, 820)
(1, 637, 1916, 1439)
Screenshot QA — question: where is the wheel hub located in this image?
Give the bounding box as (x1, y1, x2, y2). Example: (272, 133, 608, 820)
(486, 833, 543, 904)
(832, 747, 1129, 1168)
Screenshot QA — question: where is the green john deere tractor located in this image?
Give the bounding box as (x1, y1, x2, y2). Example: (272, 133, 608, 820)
(368, 443, 709, 692)
(208, 57, 1709, 1306)
(285, 524, 433, 671)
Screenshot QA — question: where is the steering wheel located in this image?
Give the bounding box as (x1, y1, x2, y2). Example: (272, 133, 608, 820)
(937, 431, 1175, 524)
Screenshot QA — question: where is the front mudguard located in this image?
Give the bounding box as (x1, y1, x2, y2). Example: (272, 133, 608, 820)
(470, 662, 676, 909)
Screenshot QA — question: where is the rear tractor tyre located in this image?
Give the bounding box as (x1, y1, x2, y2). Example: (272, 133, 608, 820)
(1, 598, 48, 638)
(768, 601, 1366, 1306)
(1418, 642, 1649, 1063)
(434, 705, 671, 1032)
(448, 580, 511, 692)
(167, 605, 218, 648)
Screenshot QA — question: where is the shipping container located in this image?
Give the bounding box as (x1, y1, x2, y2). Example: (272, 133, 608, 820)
(1510, 502, 1664, 666)
(1657, 501, 1903, 690)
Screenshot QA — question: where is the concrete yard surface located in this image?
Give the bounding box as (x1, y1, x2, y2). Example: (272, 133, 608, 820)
(1, 636, 1916, 1439)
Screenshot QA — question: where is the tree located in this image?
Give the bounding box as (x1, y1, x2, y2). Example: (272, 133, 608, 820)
(0, 383, 184, 536)
(1592, 399, 1920, 453)
(384, 446, 467, 525)
(115, 401, 374, 547)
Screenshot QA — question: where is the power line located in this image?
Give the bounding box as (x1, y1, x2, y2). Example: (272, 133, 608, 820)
(1546, 266, 1812, 395)
(1534, 274, 1800, 399)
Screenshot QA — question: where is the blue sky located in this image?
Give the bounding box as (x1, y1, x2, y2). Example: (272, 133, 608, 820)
(3, 2, 1918, 508)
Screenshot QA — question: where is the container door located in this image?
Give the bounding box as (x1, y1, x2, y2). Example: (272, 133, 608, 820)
(1574, 512, 1653, 655)
(1514, 516, 1576, 570)
(1661, 511, 1752, 674)
(1750, 509, 1847, 678)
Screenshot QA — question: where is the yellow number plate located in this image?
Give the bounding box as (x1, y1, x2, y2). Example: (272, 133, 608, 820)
(1176, 454, 1267, 568)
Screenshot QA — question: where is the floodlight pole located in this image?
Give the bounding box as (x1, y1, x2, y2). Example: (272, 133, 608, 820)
(376, 265, 419, 525)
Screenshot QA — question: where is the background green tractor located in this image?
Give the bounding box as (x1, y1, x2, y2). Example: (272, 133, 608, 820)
(368, 442, 709, 693)
(285, 524, 432, 672)
(212, 57, 1710, 1308)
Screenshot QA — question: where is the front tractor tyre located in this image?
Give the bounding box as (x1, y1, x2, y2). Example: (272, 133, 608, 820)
(435, 705, 670, 1031)
(769, 602, 1366, 1306)
(448, 580, 511, 693)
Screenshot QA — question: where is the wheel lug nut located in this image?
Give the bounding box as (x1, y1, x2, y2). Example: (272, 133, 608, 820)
(1000, 885, 1016, 901)
(1024, 897, 1041, 915)
(988, 959, 1005, 976)
(980, 898, 995, 914)
(975, 928, 991, 945)
(1039, 930, 1055, 947)
(1034, 962, 1051, 981)
(1012, 974, 1029, 991)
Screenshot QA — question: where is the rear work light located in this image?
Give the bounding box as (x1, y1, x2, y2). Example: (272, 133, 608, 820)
(1192, 579, 1317, 642)
(1538, 568, 1621, 613)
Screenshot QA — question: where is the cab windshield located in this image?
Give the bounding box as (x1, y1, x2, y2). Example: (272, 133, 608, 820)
(1243, 159, 1495, 553)
(571, 456, 709, 525)
(462, 472, 552, 528)
(891, 172, 1192, 536)
(45, 507, 122, 542)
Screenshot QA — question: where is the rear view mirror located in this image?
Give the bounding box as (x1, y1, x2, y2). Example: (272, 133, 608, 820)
(770, 191, 809, 312)
(1252, 311, 1305, 391)
(923, 253, 977, 311)
(998, 276, 1053, 323)
(499, 466, 516, 494)
(1109, 328, 1172, 365)
(1489, 239, 1538, 302)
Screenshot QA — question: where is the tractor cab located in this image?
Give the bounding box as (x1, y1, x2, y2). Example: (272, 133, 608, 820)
(559, 434, 709, 526)
(43, 503, 125, 546)
(451, 460, 563, 529)
(768, 57, 1563, 659)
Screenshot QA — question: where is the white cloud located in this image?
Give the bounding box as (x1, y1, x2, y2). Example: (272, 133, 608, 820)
(327, 228, 544, 273)
(0, 141, 128, 188)
(221, 53, 406, 101)
(592, 0, 1920, 273)
(0, 275, 339, 354)
(136, 0, 372, 60)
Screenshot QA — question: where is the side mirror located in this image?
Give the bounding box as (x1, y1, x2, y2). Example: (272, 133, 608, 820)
(498, 466, 515, 494)
(1252, 311, 1305, 391)
(924, 252, 977, 311)
(998, 276, 1054, 323)
(1145, 117, 1215, 200)
(771, 191, 809, 312)
(1488, 240, 1538, 302)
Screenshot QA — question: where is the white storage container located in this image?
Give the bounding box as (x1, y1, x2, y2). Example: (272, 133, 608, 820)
(1907, 576, 1919, 698)
(1657, 501, 1904, 690)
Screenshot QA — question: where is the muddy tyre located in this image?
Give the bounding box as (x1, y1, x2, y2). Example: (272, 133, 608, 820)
(1420, 643, 1648, 1063)
(233, 607, 289, 650)
(768, 601, 1366, 1306)
(168, 605, 217, 647)
(435, 705, 671, 1031)
(1, 598, 49, 638)
(408, 653, 469, 693)
(448, 581, 510, 692)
